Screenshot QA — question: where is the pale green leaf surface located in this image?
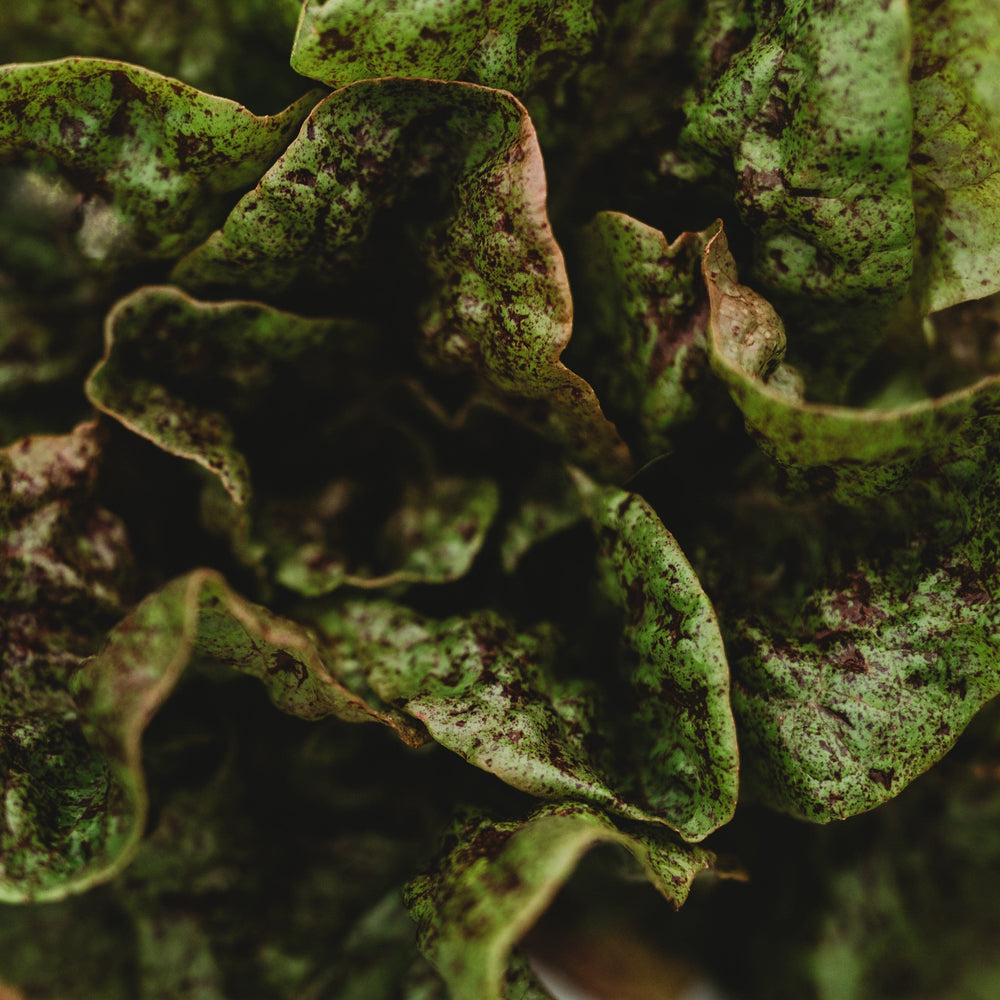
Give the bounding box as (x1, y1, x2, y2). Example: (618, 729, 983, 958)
(574, 473, 738, 841)
(910, 0, 1000, 312)
(314, 599, 632, 819)
(0, 59, 318, 263)
(403, 802, 713, 1000)
(291, 0, 599, 94)
(681, 0, 914, 301)
(174, 79, 630, 479)
(703, 226, 1000, 502)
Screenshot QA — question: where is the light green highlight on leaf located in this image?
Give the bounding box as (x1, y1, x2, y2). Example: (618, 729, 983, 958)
(574, 472, 738, 841)
(730, 456, 1000, 821)
(174, 78, 630, 479)
(681, 0, 914, 301)
(0, 59, 318, 264)
(910, 0, 1000, 312)
(291, 0, 599, 95)
(404, 801, 713, 1000)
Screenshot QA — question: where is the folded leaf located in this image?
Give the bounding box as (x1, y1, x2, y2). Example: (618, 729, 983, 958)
(703, 226, 1000, 502)
(312, 473, 738, 843)
(573, 212, 720, 459)
(910, 0, 1000, 312)
(574, 472, 738, 841)
(291, 0, 599, 95)
(681, 0, 914, 302)
(1, 567, 424, 903)
(0, 59, 318, 263)
(404, 801, 714, 1000)
(0, 423, 134, 904)
(174, 78, 630, 479)
(727, 454, 1000, 821)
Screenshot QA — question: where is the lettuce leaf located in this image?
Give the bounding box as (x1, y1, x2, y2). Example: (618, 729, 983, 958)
(0, 59, 318, 263)
(173, 78, 630, 479)
(404, 801, 714, 999)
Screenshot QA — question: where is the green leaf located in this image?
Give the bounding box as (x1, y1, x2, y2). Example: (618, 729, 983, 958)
(0, 0, 306, 110)
(681, 0, 914, 302)
(728, 454, 1000, 821)
(404, 801, 714, 1000)
(311, 473, 737, 842)
(1, 567, 424, 903)
(173, 78, 630, 479)
(573, 212, 720, 460)
(574, 472, 738, 841)
(0, 423, 134, 904)
(703, 225, 1000, 502)
(87, 285, 376, 507)
(272, 475, 501, 596)
(290, 0, 600, 94)
(910, 0, 1000, 312)
(88, 285, 501, 594)
(0, 59, 319, 264)
(314, 598, 638, 819)
(0, 707, 450, 997)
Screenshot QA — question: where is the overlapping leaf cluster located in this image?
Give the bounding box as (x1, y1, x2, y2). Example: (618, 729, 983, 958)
(2, 1, 1000, 997)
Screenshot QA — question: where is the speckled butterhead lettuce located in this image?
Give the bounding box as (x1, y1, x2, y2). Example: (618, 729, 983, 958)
(4, 0, 1000, 996)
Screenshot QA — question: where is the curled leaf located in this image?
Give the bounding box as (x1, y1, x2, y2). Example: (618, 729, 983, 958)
(2, 568, 423, 902)
(291, 0, 599, 95)
(911, 0, 1000, 311)
(703, 226, 1000, 502)
(88, 286, 501, 594)
(86, 285, 376, 507)
(573, 212, 720, 459)
(311, 473, 738, 844)
(404, 801, 714, 1000)
(574, 472, 738, 842)
(174, 78, 630, 479)
(681, 0, 914, 301)
(0, 59, 318, 263)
